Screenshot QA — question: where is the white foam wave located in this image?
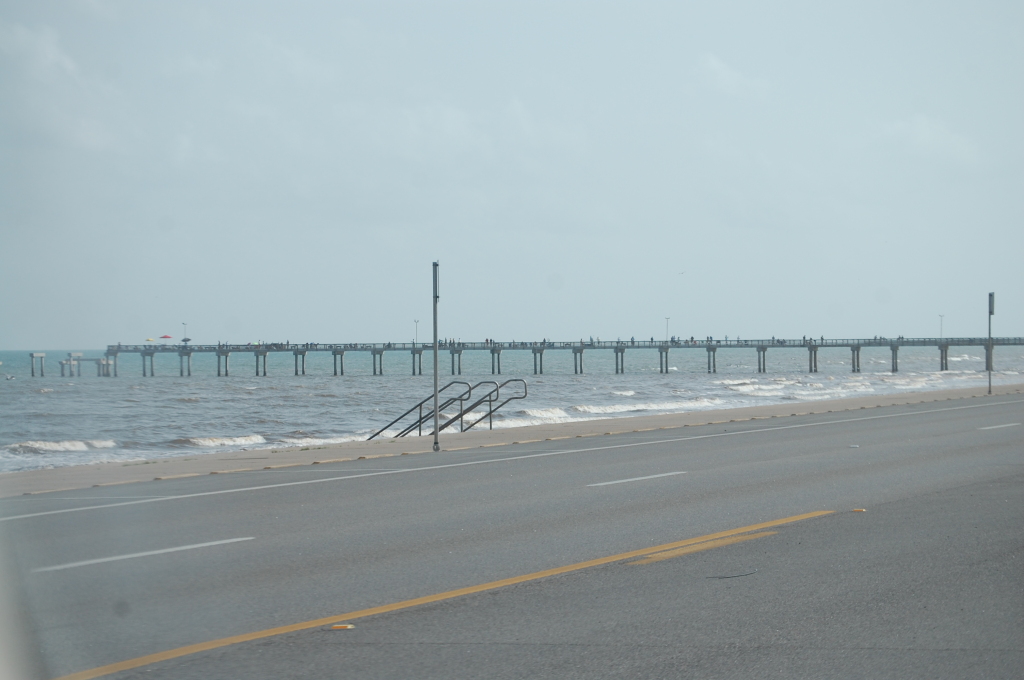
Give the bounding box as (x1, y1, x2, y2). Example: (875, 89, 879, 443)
(4, 439, 117, 453)
(522, 407, 571, 419)
(611, 390, 636, 396)
(277, 435, 367, 447)
(185, 434, 267, 448)
(572, 399, 722, 415)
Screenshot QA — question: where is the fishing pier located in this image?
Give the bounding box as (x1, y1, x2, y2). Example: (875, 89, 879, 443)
(26, 337, 1023, 377)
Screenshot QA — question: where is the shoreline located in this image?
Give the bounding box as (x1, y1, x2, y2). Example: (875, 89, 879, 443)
(2, 381, 1021, 498)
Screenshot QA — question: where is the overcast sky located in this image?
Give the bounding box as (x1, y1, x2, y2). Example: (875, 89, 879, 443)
(1, 1, 1021, 349)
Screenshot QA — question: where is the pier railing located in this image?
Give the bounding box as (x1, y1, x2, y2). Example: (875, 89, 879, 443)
(23, 336, 1020, 378)
(104, 337, 1024, 354)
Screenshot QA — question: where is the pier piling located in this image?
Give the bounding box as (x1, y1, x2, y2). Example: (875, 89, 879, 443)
(450, 349, 462, 375)
(179, 351, 192, 377)
(658, 346, 670, 373)
(490, 348, 501, 375)
(614, 347, 625, 374)
(29, 353, 45, 377)
(851, 346, 861, 373)
(294, 350, 307, 376)
(757, 346, 767, 373)
(333, 350, 345, 376)
(573, 347, 584, 374)
(706, 346, 716, 373)
(533, 348, 545, 374)
(141, 352, 155, 377)
(890, 345, 899, 372)
(217, 351, 230, 377)
(372, 349, 384, 375)
(807, 345, 818, 373)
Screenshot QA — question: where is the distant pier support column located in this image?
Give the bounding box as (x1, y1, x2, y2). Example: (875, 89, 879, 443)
(333, 350, 345, 376)
(411, 348, 423, 375)
(938, 344, 948, 371)
(757, 346, 767, 373)
(614, 347, 625, 374)
(69, 353, 83, 377)
(451, 349, 463, 375)
(890, 345, 899, 373)
(293, 350, 308, 375)
(217, 351, 231, 377)
(179, 351, 193, 377)
(533, 348, 545, 374)
(142, 352, 155, 377)
(706, 346, 717, 373)
(490, 348, 502, 375)
(658, 346, 670, 373)
(807, 345, 818, 373)
(254, 351, 267, 376)
(372, 349, 384, 375)
(29, 353, 45, 377)
(851, 346, 861, 373)
(106, 351, 118, 377)
(573, 347, 584, 374)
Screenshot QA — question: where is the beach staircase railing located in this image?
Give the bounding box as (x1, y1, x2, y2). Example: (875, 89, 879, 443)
(367, 379, 527, 440)
(437, 379, 527, 433)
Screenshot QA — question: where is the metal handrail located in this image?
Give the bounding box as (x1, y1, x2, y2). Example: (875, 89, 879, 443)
(461, 379, 528, 432)
(438, 381, 500, 433)
(367, 381, 471, 441)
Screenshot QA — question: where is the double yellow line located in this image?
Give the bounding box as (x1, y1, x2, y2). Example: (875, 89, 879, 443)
(58, 510, 832, 680)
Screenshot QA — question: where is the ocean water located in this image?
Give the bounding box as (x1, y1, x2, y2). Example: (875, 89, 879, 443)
(1, 346, 1021, 473)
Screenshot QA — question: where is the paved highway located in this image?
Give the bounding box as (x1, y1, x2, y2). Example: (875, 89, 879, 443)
(2, 395, 1021, 679)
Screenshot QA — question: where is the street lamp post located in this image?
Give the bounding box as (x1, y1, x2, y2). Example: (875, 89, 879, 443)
(432, 263, 440, 452)
(414, 319, 419, 345)
(665, 317, 670, 343)
(988, 293, 994, 395)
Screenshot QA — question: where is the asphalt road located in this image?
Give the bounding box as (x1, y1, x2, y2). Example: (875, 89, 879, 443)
(2, 395, 1022, 679)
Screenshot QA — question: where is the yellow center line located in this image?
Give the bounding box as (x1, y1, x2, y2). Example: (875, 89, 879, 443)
(55, 510, 832, 680)
(630, 531, 777, 564)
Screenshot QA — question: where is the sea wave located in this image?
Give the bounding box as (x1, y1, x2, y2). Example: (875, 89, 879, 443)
(571, 398, 722, 415)
(4, 439, 117, 453)
(277, 435, 368, 447)
(180, 434, 267, 448)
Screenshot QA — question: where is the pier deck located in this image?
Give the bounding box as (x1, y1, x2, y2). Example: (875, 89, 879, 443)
(22, 337, 1018, 377)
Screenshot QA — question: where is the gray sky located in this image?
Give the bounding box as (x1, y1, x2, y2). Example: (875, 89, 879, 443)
(1, 0, 1021, 349)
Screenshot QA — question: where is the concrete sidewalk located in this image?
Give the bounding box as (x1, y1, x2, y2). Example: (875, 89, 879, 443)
(3, 382, 1021, 498)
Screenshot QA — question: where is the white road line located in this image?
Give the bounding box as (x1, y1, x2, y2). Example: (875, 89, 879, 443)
(588, 471, 687, 487)
(977, 422, 1020, 430)
(31, 537, 254, 573)
(3, 397, 1022, 524)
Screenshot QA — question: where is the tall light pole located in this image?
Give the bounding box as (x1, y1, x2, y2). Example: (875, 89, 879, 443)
(182, 322, 188, 345)
(414, 319, 419, 345)
(665, 317, 670, 343)
(432, 263, 440, 452)
(939, 315, 944, 340)
(988, 292, 994, 395)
